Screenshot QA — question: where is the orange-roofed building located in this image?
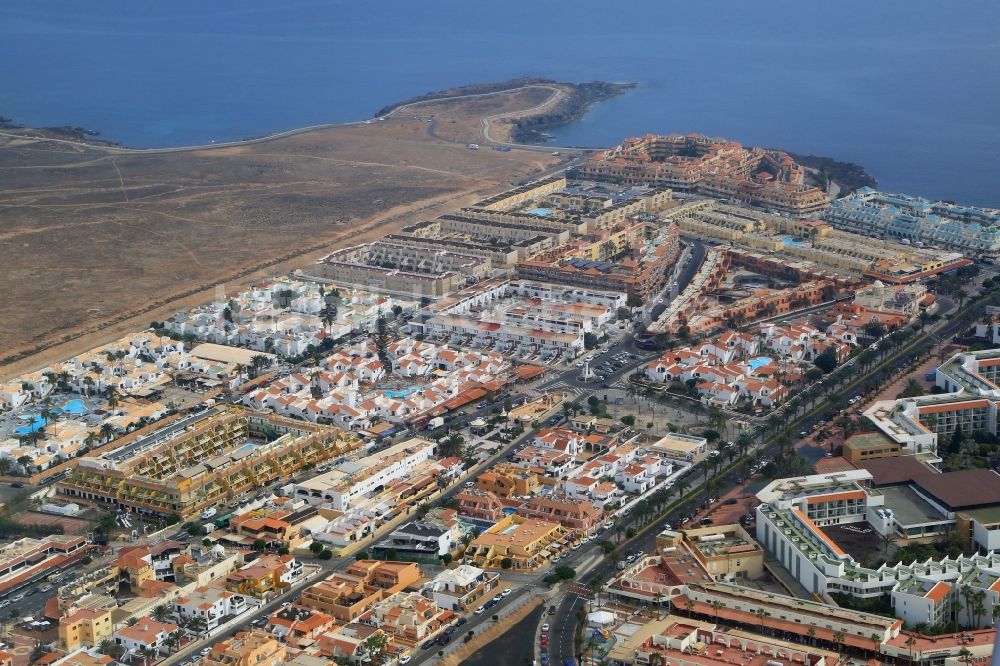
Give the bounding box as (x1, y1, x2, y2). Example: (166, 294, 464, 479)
(113, 617, 178, 656)
(203, 630, 285, 666)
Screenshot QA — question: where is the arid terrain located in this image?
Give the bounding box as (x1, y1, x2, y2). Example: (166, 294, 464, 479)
(0, 89, 565, 378)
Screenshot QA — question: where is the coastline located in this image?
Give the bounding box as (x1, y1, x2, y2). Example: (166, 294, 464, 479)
(0, 78, 632, 155)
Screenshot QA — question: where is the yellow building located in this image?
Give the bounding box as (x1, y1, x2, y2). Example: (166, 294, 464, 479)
(203, 630, 286, 666)
(58, 608, 114, 651)
(658, 524, 764, 581)
(466, 515, 567, 570)
(843, 432, 901, 463)
(58, 407, 361, 519)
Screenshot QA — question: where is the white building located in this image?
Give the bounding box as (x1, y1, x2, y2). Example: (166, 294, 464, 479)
(173, 587, 249, 630)
(114, 618, 178, 656)
(291, 438, 436, 511)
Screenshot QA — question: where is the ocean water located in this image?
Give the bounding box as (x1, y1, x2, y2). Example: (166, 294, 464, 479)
(1, 0, 998, 205)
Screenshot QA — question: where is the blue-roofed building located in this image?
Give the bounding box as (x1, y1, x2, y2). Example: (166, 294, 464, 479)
(825, 188, 1000, 258)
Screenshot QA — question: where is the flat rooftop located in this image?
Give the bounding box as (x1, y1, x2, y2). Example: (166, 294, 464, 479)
(880, 485, 947, 526)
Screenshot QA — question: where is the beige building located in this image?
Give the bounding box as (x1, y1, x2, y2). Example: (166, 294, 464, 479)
(466, 514, 567, 570)
(203, 630, 286, 666)
(659, 524, 764, 580)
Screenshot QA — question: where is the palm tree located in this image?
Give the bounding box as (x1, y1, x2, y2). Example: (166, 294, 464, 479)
(905, 634, 916, 663)
(806, 626, 816, 646)
(139, 646, 157, 665)
(754, 608, 767, 634)
(832, 629, 845, 653)
(105, 385, 120, 409)
(99, 423, 116, 443)
(152, 604, 170, 622)
(710, 599, 722, 625)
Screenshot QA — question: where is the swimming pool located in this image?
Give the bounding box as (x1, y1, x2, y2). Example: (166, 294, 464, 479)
(62, 399, 86, 415)
(780, 236, 808, 247)
(747, 356, 774, 371)
(14, 416, 46, 436)
(382, 388, 415, 398)
(527, 208, 554, 216)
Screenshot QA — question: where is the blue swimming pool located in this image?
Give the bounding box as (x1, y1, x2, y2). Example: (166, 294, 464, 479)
(62, 399, 86, 415)
(527, 208, 554, 216)
(14, 416, 46, 436)
(747, 356, 774, 371)
(780, 236, 807, 247)
(382, 388, 415, 398)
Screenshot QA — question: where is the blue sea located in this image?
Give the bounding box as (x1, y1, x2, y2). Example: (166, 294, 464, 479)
(2, 0, 999, 205)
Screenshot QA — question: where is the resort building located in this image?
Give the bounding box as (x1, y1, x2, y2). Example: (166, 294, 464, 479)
(825, 187, 1000, 258)
(864, 348, 1000, 455)
(465, 514, 567, 570)
(575, 134, 829, 215)
(57, 406, 359, 519)
(755, 469, 1000, 627)
(290, 437, 436, 511)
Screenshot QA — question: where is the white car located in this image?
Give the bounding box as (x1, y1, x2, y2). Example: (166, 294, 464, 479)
(474, 606, 486, 615)
(0, 600, 8, 608)
(570, 543, 580, 551)
(541, 624, 550, 632)
(501, 588, 512, 597)
(201, 507, 217, 520)
(200, 648, 211, 656)
(399, 657, 411, 665)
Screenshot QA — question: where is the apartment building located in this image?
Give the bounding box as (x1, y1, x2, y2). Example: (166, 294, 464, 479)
(518, 495, 605, 534)
(362, 591, 454, 646)
(576, 134, 829, 215)
(225, 554, 300, 599)
(658, 524, 764, 580)
(825, 187, 1000, 258)
(471, 176, 568, 211)
(58, 407, 359, 518)
(419, 565, 500, 611)
(465, 515, 567, 570)
(291, 437, 436, 511)
(203, 630, 286, 666)
(309, 242, 487, 297)
(58, 609, 113, 651)
(345, 560, 421, 595)
(173, 587, 248, 630)
(298, 573, 384, 623)
(265, 606, 336, 648)
(516, 224, 680, 300)
(421, 313, 584, 355)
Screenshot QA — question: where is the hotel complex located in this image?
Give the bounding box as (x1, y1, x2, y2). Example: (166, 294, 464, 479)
(574, 133, 830, 215)
(57, 407, 361, 518)
(826, 187, 1000, 258)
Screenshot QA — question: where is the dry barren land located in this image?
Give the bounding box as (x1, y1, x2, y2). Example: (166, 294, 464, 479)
(0, 91, 561, 378)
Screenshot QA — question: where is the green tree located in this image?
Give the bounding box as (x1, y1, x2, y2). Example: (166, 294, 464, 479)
(372, 309, 393, 368)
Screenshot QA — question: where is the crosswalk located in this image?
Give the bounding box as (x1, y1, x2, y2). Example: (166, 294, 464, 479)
(544, 380, 590, 398)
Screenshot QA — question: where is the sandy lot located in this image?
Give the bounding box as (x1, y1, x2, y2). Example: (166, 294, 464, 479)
(0, 92, 559, 379)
